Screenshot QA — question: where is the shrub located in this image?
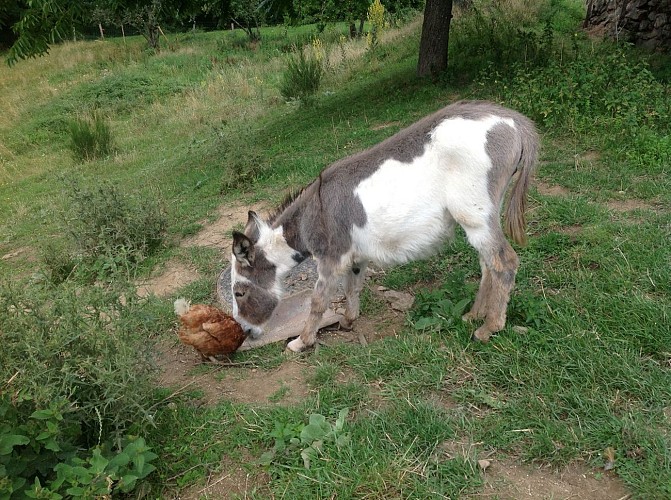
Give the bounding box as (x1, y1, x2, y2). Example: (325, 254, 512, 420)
(0, 281, 162, 497)
(449, 0, 557, 78)
(61, 178, 167, 278)
(68, 112, 115, 162)
(279, 48, 324, 103)
(477, 44, 671, 142)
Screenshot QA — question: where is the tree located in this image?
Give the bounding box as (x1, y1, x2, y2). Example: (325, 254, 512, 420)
(4, 0, 199, 65)
(416, 0, 453, 77)
(5, 0, 90, 65)
(230, 0, 264, 41)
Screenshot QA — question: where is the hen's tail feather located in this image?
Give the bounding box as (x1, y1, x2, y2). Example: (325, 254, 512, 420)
(174, 298, 191, 316)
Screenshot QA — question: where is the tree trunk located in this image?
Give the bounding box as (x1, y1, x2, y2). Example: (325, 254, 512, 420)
(417, 0, 453, 77)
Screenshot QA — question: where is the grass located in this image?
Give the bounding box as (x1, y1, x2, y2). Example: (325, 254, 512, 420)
(1, 1, 671, 497)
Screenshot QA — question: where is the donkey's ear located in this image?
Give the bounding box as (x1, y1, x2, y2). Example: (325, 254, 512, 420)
(232, 231, 255, 266)
(244, 211, 265, 242)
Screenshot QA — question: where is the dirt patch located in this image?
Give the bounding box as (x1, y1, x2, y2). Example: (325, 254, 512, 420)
(137, 260, 200, 298)
(435, 438, 629, 499)
(606, 198, 657, 213)
(556, 224, 583, 237)
(480, 461, 629, 500)
(182, 202, 266, 249)
(156, 338, 312, 406)
(536, 181, 570, 197)
(1, 246, 32, 261)
(370, 121, 401, 131)
(171, 454, 270, 500)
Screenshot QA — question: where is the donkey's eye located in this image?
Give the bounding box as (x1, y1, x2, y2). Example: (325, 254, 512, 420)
(234, 291, 245, 298)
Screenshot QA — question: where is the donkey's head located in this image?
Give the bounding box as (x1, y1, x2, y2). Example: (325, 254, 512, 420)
(230, 211, 298, 337)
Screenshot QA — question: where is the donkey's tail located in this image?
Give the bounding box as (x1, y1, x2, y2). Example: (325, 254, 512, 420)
(504, 121, 539, 246)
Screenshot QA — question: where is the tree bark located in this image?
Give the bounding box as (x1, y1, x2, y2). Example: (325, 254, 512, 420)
(417, 0, 454, 77)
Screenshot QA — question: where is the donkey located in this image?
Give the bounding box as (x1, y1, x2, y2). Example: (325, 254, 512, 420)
(230, 100, 538, 352)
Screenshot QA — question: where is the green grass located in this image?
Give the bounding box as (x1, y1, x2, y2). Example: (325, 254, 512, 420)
(1, 1, 671, 497)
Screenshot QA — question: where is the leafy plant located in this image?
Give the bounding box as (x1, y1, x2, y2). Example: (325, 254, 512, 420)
(260, 409, 350, 469)
(0, 396, 157, 498)
(412, 288, 471, 330)
(68, 111, 114, 162)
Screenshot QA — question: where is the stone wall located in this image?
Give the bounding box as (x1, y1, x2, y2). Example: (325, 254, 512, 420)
(584, 0, 671, 51)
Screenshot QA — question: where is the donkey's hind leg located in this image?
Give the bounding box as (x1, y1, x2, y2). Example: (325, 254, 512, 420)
(340, 262, 368, 330)
(462, 256, 491, 322)
(461, 225, 519, 342)
(287, 260, 340, 352)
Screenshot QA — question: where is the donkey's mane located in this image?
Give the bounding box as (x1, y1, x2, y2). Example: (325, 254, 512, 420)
(267, 185, 308, 224)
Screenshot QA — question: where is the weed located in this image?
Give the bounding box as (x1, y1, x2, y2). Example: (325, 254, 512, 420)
(279, 48, 324, 103)
(0, 399, 158, 498)
(413, 293, 471, 330)
(60, 178, 167, 279)
(367, 0, 386, 51)
(0, 281, 164, 496)
(260, 409, 350, 469)
(68, 111, 115, 161)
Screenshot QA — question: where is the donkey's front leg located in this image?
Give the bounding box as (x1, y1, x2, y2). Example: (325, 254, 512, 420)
(287, 263, 339, 352)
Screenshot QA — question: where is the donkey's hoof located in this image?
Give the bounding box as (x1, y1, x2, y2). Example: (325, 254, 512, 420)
(471, 327, 492, 343)
(287, 337, 307, 352)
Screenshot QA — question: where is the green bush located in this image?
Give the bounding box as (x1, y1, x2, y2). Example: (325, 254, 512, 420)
(449, 0, 558, 78)
(477, 44, 671, 142)
(61, 178, 167, 278)
(279, 49, 324, 103)
(68, 112, 114, 162)
(0, 281, 162, 497)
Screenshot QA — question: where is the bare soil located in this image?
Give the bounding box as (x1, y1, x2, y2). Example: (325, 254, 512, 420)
(154, 198, 630, 499)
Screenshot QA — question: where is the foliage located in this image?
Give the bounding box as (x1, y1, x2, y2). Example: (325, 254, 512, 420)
(230, 0, 264, 41)
(0, 398, 157, 498)
(5, 1, 87, 66)
(68, 111, 115, 161)
(279, 46, 324, 103)
(412, 290, 471, 330)
(59, 178, 167, 279)
(477, 43, 671, 145)
(260, 409, 350, 469)
(448, 0, 563, 79)
(0, 279, 163, 497)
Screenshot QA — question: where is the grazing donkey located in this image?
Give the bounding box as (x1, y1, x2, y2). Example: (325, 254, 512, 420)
(230, 101, 538, 352)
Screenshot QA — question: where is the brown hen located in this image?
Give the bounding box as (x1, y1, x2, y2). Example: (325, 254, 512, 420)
(174, 298, 247, 361)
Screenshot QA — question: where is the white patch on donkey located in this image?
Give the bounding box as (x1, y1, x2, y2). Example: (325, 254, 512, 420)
(229, 101, 539, 352)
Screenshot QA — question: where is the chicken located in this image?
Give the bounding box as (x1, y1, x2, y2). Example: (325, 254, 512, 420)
(174, 298, 247, 362)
